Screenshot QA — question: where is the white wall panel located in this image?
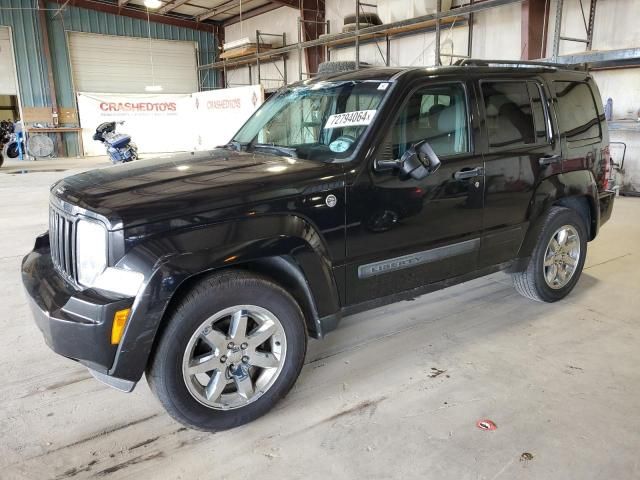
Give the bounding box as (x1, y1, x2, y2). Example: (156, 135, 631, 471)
(0, 27, 18, 95)
(224, 6, 303, 89)
(471, 5, 521, 60)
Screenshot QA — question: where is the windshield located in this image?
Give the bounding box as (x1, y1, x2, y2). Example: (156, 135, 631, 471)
(232, 80, 390, 162)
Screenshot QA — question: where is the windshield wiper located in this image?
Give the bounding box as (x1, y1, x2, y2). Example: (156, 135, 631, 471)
(226, 140, 248, 151)
(251, 143, 297, 158)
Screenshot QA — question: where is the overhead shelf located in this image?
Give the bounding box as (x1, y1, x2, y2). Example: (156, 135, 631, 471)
(548, 47, 640, 69)
(218, 53, 288, 71)
(325, 16, 465, 49)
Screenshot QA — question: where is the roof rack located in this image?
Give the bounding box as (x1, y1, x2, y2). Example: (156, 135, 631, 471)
(454, 58, 586, 71)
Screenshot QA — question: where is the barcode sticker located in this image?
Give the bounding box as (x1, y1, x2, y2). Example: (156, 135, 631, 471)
(323, 110, 377, 129)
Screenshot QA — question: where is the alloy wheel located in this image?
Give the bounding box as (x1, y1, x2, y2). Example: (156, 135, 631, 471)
(543, 225, 581, 289)
(182, 305, 287, 410)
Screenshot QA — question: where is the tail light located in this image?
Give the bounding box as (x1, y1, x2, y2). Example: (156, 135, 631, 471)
(602, 145, 611, 190)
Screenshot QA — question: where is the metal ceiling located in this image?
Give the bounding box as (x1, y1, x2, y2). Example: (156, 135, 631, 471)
(113, 0, 281, 24)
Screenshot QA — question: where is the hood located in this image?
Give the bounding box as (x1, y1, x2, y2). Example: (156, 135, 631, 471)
(52, 149, 339, 229)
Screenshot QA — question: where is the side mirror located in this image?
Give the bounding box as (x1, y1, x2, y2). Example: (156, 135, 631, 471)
(375, 140, 441, 180)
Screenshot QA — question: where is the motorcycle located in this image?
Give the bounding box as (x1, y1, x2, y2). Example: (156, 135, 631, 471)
(93, 121, 138, 164)
(0, 120, 18, 167)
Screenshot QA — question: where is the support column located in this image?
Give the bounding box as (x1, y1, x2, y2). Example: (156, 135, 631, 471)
(38, 0, 65, 155)
(216, 24, 225, 88)
(521, 0, 550, 60)
(301, 0, 326, 76)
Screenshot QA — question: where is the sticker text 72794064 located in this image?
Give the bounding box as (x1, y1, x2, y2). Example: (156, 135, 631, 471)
(323, 110, 377, 129)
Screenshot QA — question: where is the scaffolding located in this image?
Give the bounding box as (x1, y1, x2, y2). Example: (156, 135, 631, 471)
(551, 0, 598, 61)
(199, 0, 523, 88)
(200, 0, 640, 89)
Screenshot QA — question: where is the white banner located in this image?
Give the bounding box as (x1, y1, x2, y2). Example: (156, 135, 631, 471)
(77, 86, 264, 157)
(77, 92, 193, 156)
(191, 85, 263, 151)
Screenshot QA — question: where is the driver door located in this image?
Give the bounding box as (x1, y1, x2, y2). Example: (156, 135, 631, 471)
(344, 80, 485, 305)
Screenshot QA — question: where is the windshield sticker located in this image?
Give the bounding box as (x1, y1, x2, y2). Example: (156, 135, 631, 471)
(377, 82, 389, 90)
(324, 110, 377, 129)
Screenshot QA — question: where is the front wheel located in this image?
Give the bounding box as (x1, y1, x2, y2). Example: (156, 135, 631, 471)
(147, 271, 307, 431)
(513, 206, 588, 302)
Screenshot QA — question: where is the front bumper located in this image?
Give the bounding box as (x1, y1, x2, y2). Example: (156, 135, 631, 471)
(22, 234, 135, 387)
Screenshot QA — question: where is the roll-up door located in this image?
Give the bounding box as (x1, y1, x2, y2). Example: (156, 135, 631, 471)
(68, 32, 197, 94)
(0, 27, 18, 95)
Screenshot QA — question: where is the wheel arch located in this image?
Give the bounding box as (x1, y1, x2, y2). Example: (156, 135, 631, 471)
(109, 215, 342, 383)
(514, 171, 599, 267)
(553, 195, 596, 240)
(156, 255, 329, 345)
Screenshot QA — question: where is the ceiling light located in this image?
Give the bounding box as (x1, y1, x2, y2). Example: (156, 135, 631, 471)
(144, 0, 162, 9)
(145, 85, 163, 92)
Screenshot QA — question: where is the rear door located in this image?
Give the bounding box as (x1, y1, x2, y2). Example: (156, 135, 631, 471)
(477, 76, 561, 267)
(550, 78, 607, 188)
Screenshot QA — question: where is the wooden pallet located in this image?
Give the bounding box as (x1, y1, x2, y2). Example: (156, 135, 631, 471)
(221, 43, 273, 60)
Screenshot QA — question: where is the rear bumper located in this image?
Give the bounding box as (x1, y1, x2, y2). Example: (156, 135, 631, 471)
(22, 234, 135, 383)
(599, 190, 615, 227)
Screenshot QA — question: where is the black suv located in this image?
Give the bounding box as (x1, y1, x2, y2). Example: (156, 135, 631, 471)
(22, 62, 615, 431)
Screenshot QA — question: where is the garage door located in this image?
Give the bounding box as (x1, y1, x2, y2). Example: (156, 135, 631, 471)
(0, 27, 18, 95)
(68, 32, 198, 94)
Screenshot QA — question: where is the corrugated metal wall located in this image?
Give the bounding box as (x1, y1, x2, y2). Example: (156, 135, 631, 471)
(0, 0, 50, 108)
(0, 0, 217, 155)
(48, 2, 217, 107)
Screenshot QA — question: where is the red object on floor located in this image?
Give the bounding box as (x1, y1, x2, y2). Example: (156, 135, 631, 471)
(476, 419, 497, 430)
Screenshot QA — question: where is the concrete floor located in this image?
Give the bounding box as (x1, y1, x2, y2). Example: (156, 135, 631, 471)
(1, 159, 639, 479)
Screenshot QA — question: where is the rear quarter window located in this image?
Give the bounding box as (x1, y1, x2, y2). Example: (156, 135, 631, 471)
(553, 81, 601, 142)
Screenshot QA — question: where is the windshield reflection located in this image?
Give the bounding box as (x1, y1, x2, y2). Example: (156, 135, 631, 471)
(232, 81, 390, 162)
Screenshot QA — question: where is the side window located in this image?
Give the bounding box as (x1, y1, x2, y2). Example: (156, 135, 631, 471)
(482, 81, 536, 148)
(389, 83, 469, 159)
(528, 82, 548, 143)
(553, 81, 601, 142)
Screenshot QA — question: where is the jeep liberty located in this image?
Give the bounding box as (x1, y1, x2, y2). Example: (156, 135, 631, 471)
(22, 61, 615, 431)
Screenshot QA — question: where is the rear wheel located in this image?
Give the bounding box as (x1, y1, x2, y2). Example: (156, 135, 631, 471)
(147, 271, 307, 431)
(513, 206, 588, 302)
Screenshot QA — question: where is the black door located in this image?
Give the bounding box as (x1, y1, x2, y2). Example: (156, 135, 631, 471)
(345, 80, 484, 305)
(477, 77, 561, 267)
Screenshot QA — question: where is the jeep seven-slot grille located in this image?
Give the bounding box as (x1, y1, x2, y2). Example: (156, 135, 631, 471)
(49, 206, 76, 280)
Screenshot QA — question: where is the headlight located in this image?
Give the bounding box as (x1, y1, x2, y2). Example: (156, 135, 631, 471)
(76, 219, 107, 287)
(76, 218, 144, 296)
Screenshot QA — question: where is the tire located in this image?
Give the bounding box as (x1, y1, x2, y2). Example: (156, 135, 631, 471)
(318, 60, 370, 75)
(146, 270, 307, 431)
(0, 152, 3, 167)
(342, 22, 376, 33)
(343, 13, 383, 26)
(6, 142, 20, 159)
(513, 206, 588, 302)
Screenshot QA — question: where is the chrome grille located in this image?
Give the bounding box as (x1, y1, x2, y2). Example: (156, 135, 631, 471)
(49, 206, 76, 280)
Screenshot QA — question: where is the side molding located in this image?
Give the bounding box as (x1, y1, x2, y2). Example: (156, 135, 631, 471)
(358, 238, 480, 279)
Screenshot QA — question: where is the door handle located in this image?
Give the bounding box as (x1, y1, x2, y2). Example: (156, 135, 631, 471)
(539, 154, 561, 166)
(454, 167, 483, 180)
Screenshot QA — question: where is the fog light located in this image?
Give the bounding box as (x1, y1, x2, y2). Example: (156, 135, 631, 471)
(111, 308, 131, 345)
